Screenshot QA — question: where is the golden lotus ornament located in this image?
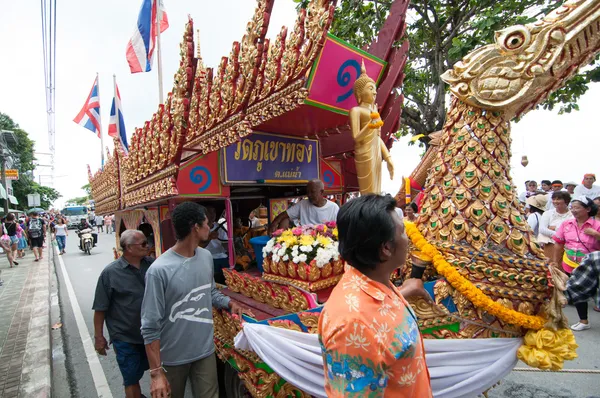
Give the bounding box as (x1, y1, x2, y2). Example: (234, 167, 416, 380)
(451, 215, 469, 241)
(428, 215, 442, 234)
(438, 226, 452, 242)
(487, 216, 510, 245)
(509, 209, 529, 231)
(451, 153, 467, 174)
(442, 175, 459, 195)
(483, 131, 498, 152)
(432, 159, 447, 177)
(498, 179, 514, 198)
(465, 139, 480, 161)
(461, 163, 481, 189)
(439, 199, 456, 224)
(477, 176, 496, 201)
(491, 194, 511, 218)
(466, 200, 490, 227)
(507, 229, 528, 256)
(453, 186, 472, 210)
(428, 186, 443, 209)
(467, 226, 487, 250)
(455, 129, 469, 146)
(489, 164, 503, 180)
(444, 142, 459, 159)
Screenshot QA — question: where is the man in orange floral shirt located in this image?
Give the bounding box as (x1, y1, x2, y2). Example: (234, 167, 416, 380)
(318, 194, 432, 397)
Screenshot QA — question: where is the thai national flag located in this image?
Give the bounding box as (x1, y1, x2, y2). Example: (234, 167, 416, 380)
(73, 77, 101, 137)
(108, 83, 129, 153)
(126, 0, 169, 73)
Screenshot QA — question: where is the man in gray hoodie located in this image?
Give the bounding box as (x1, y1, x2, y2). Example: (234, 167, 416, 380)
(141, 202, 249, 398)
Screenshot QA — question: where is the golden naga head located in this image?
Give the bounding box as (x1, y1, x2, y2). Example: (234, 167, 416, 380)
(442, 0, 600, 119)
(353, 60, 377, 104)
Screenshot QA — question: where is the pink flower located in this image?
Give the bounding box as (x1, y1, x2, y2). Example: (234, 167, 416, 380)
(292, 227, 303, 236)
(325, 221, 336, 229)
(315, 224, 325, 232)
(273, 229, 284, 237)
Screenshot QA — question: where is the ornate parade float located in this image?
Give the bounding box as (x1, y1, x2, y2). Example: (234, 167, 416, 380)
(89, 0, 600, 396)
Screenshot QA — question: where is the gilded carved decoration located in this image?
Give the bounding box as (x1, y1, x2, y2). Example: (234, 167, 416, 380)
(88, 137, 124, 215)
(223, 269, 312, 313)
(185, 0, 334, 153)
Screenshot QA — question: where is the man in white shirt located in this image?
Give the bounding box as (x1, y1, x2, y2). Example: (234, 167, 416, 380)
(249, 211, 262, 228)
(269, 179, 339, 233)
(574, 173, 600, 199)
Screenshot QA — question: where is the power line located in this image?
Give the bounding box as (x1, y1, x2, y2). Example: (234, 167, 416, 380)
(41, 0, 56, 187)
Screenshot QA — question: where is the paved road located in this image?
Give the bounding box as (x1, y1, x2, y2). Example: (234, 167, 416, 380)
(53, 231, 600, 397)
(53, 230, 153, 398)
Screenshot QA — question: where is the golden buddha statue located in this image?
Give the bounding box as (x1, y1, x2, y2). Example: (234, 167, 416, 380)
(349, 61, 394, 195)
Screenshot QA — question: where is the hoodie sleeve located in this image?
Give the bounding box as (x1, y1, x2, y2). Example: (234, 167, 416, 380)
(141, 270, 166, 345)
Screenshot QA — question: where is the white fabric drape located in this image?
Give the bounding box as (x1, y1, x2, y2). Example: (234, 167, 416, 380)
(234, 323, 521, 398)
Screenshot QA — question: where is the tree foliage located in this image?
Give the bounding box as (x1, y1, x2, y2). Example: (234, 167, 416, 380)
(65, 196, 90, 206)
(0, 112, 61, 209)
(296, 0, 599, 141)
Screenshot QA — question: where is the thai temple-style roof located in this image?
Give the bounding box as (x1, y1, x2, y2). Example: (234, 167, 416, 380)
(89, 0, 411, 214)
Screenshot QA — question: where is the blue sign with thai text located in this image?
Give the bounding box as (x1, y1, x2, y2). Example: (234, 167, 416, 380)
(222, 132, 320, 184)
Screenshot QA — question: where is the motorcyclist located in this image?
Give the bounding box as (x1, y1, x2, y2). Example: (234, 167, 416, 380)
(78, 218, 98, 248)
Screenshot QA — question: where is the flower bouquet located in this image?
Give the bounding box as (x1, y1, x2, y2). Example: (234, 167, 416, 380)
(261, 222, 344, 291)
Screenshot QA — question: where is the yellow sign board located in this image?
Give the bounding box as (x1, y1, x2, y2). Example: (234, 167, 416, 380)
(5, 169, 19, 180)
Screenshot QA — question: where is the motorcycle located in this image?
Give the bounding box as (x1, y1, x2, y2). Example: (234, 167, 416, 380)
(77, 228, 94, 255)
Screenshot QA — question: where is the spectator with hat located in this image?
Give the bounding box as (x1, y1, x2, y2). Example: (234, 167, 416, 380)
(526, 194, 547, 237)
(565, 181, 577, 195)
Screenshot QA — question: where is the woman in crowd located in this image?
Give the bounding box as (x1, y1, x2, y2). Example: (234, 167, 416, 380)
(16, 220, 27, 258)
(526, 195, 547, 237)
(4, 213, 19, 265)
(405, 202, 419, 222)
(553, 197, 600, 331)
(595, 197, 600, 221)
(538, 191, 572, 259)
(54, 217, 68, 255)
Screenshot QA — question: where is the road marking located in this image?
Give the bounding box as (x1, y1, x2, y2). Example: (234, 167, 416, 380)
(56, 245, 113, 398)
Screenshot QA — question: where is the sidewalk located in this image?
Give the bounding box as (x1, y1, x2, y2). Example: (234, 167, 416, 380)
(0, 243, 53, 398)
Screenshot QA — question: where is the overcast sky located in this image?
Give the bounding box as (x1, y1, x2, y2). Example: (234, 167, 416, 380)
(0, 0, 598, 209)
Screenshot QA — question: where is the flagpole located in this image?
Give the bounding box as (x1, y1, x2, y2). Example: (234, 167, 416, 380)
(156, 0, 164, 104)
(97, 72, 105, 167)
(113, 74, 119, 140)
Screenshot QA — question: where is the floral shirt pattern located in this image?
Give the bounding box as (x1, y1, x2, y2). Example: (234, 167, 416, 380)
(318, 266, 432, 397)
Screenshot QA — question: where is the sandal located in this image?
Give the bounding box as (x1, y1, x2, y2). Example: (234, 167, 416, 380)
(593, 307, 600, 313)
(34, 259, 39, 262)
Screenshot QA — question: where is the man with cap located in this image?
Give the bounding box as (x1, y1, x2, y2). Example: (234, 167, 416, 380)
(565, 181, 577, 195)
(574, 174, 600, 199)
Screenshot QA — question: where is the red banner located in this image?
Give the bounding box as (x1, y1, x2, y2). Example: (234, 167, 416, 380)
(177, 151, 229, 197)
(320, 158, 343, 192)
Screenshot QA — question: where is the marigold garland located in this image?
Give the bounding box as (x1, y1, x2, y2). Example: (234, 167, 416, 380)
(404, 221, 546, 330)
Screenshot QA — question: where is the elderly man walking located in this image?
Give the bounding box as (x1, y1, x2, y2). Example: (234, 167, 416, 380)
(92, 230, 154, 398)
